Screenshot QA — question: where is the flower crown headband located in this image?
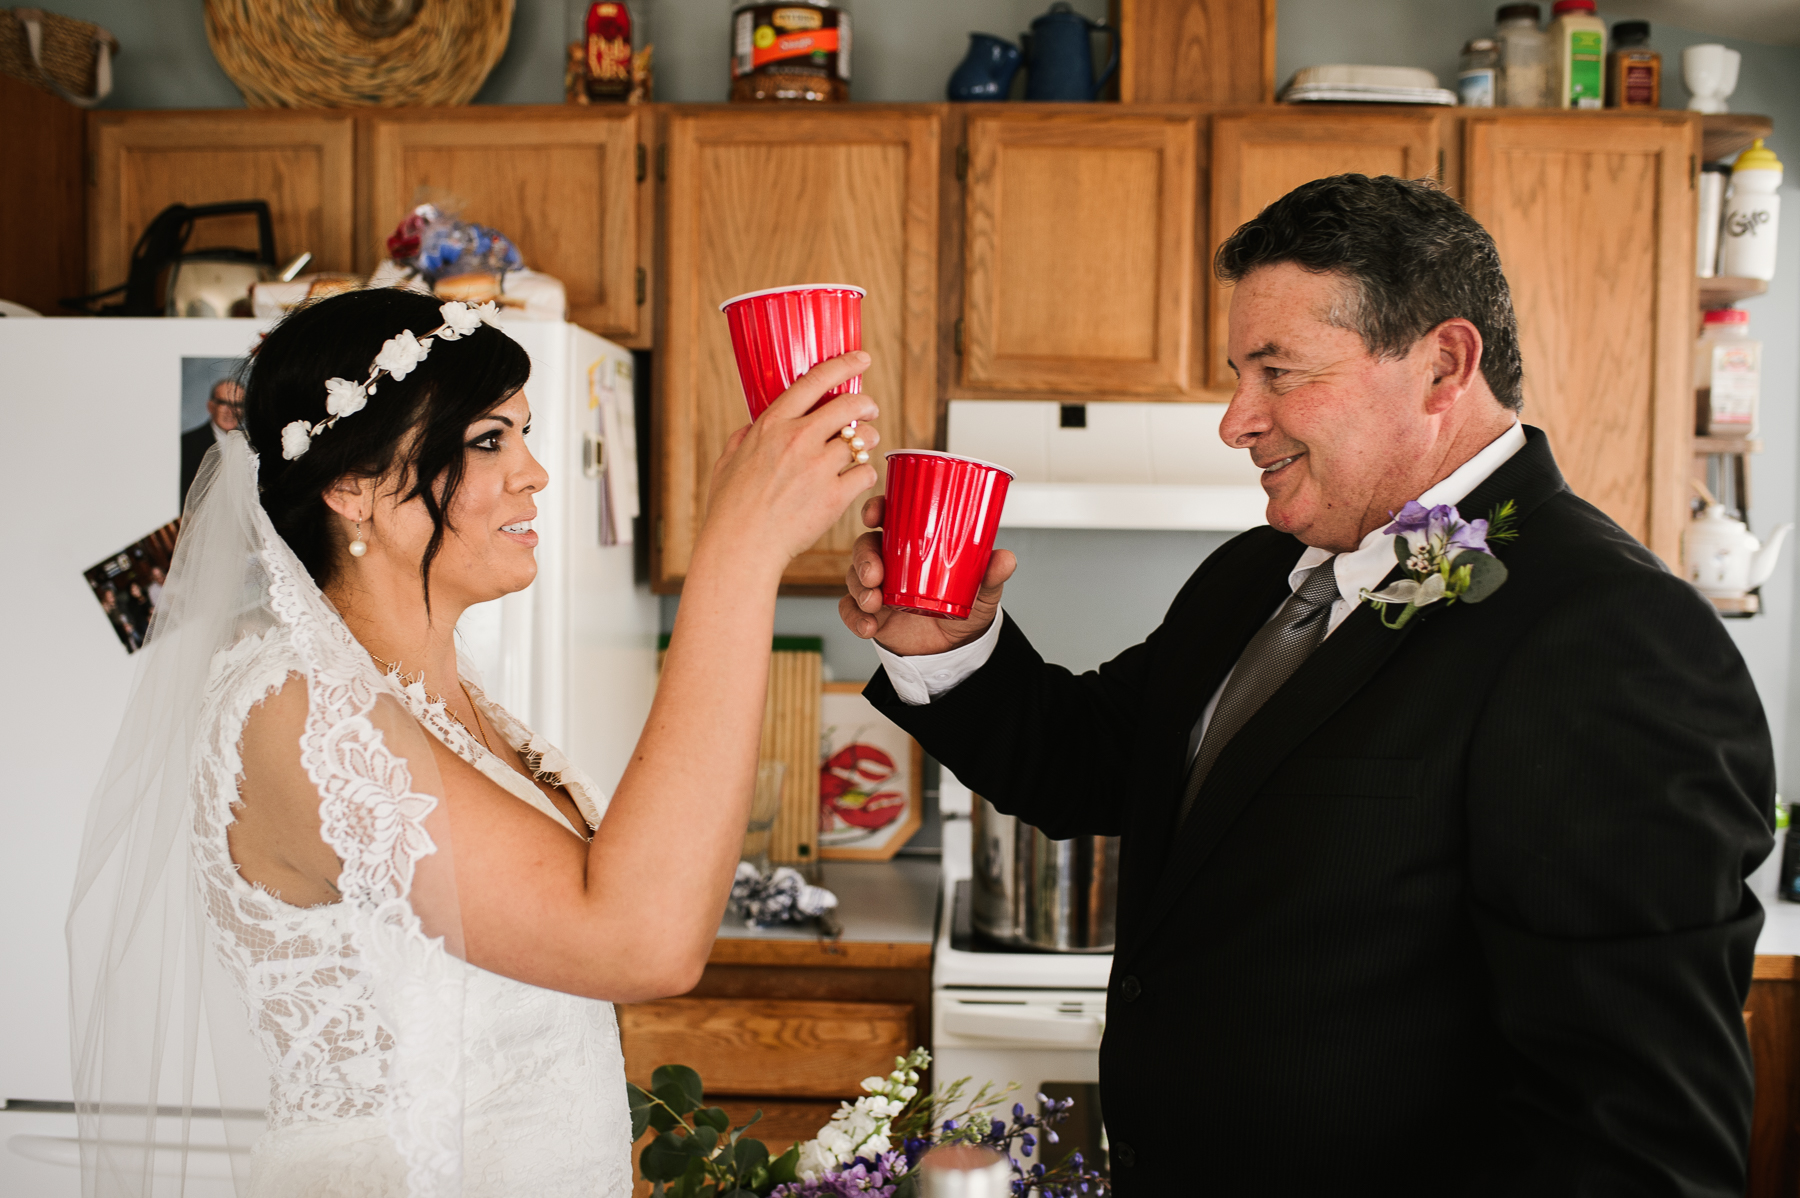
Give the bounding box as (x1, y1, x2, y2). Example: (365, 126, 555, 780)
(280, 299, 503, 461)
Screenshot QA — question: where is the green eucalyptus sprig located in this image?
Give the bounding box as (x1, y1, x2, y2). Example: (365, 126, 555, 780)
(627, 1064, 799, 1197)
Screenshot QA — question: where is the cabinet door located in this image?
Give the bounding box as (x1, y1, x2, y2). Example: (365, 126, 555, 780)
(657, 108, 940, 590)
(1464, 114, 1696, 564)
(1208, 111, 1442, 389)
(88, 111, 355, 296)
(365, 108, 642, 338)
(960, 110, 1198, 397)
(1115, 0, 1275, 104)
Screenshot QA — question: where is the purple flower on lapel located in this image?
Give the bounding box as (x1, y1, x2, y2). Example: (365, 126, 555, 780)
(1362, 500, 1513, 629)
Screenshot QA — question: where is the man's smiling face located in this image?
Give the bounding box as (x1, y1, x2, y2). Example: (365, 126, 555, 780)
(1219, 261, 1449, 554)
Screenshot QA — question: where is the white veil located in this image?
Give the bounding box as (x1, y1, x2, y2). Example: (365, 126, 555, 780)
(66, 431, 470, 1197)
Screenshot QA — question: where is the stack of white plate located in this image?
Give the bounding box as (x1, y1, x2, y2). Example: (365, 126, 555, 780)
(1280, 64, 1458, 106)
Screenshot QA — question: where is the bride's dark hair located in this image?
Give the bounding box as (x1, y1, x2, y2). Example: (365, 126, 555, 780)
(243, 287, 532, 602)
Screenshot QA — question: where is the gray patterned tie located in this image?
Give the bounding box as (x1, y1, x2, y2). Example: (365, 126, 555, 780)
(1176, 561, 1343, 825)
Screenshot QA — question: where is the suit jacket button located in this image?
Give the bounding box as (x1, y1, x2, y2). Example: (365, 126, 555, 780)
(1120, 975, 1141, 1002)
(1115, 1142, 1135, 1168)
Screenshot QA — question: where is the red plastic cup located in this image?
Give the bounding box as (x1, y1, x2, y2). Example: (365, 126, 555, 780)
(881, 451, 1016, 621)
(719, 284, 865, 420)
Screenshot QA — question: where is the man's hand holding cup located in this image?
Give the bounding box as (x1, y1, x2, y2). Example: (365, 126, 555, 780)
(839, 492, 1017, 657)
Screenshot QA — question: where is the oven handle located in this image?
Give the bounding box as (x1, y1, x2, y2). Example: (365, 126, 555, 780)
(940, 1005, 1104, 1048)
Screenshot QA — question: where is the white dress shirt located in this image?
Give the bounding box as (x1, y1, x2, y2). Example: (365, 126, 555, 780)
(876, 421, 1528, 741)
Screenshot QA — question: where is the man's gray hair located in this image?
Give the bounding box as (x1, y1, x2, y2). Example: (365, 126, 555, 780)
(1214, 174, 1524, 411)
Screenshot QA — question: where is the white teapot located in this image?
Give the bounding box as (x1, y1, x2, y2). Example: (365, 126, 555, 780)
(1683, 504, 1793, 598)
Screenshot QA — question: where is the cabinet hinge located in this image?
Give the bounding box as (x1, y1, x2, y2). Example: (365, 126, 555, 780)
(953, 318, 964, 355)
(635, 266, 646, 305)
(656, 144, 667, 182)
(955, 145, 968, 182)
(637, 144, 647, 183)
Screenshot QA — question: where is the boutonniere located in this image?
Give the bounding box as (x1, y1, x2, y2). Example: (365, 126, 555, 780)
(1359, 500, 1520, 629)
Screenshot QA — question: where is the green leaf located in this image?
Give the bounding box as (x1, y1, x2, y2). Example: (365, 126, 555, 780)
(1451, 548, 1509, 603)
(652, 1064, 704, 1113)
(744, 1165, 770, 1192)
(893, 1172, 922, 1198)
(721, 1191, 760, 1198)
(733, 1138, 769, 1176)
(628, 1082, 657, 1141)
(1393, 534, 1411, 565)
(654, 1081, 699, 1119)
(766, 1144, 801, 1185)
(642, 1131, 692, 1182)
(693, 1106, 731, 1134)
(687, 1125, 719, 1156)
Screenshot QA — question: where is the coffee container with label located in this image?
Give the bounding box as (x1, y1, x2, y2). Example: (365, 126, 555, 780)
(730, 1, 851, 103)
(1605, 20, 1660, 109)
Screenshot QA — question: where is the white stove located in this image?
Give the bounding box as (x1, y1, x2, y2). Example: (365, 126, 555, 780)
(931, 774, 1110, 1163)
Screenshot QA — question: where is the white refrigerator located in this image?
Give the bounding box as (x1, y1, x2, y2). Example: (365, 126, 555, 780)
(0, 317, 660, 1193)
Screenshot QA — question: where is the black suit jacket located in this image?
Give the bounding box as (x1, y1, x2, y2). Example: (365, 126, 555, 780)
(867, 428, 1774, 1196)
(180, 423, 215, 510)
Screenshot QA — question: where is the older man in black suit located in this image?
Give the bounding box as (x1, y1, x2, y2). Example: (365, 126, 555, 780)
(179, 378, 244, 507)
(841, 175, 1773, 1195)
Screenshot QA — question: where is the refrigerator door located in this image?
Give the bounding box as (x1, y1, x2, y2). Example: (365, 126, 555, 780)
(0, 318, 268, 1106)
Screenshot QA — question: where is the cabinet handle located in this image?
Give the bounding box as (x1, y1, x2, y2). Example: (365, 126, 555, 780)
(954, 318, 964, 355)
(637, 143, 646, 183)
(636, 267, 646, 305)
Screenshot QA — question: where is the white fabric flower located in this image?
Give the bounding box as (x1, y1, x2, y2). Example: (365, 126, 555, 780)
(373, 329, 431, 381)
(437, 301, 481, 340)
(280, 420, 313, 460)
(474, 300, 503, 327)
(324, 377, 368, 418)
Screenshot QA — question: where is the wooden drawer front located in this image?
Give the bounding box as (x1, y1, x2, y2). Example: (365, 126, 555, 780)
(619, 997, 914, 1099)
(1207, 111, 1441, 389)
(366, 109, 641, 337)
(962, 110, 1198, 396)
(88, 111, 356, 297)
(657, 108, 940, 590)
(1463, 114, 1696, 566)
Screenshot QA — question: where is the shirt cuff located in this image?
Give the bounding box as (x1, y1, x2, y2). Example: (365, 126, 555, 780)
(873, 610, 1006, 706)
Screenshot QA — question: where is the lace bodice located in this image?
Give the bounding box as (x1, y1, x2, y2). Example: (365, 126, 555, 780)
(190, 616, 632, 1197)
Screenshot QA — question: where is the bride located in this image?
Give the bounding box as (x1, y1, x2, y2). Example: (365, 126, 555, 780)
(66, 288, 879, 1197)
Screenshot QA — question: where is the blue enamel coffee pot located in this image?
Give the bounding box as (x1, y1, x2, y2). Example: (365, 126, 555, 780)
(1021, 2, 1118, 102)
(947, 32, 1024, 101)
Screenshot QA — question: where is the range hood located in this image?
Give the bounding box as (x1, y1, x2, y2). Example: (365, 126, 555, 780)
(946, 400, 1267, 531)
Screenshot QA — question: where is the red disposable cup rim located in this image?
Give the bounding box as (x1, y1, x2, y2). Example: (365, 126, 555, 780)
(884, 448, 1017, 481)
(719, 283, 867, 312)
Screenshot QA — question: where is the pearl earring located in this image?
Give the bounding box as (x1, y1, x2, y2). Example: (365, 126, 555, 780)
(349, 521, 367, 558)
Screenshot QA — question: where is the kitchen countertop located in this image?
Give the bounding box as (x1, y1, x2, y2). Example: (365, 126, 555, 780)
(713, 858, 941, 964)
(1752, 844, 1800, 957)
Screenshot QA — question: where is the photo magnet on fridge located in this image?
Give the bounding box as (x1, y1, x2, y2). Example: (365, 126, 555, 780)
(84, 521, 181, 653)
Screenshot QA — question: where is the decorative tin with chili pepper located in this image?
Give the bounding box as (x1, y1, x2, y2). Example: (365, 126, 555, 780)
(729, 2, 850, 103)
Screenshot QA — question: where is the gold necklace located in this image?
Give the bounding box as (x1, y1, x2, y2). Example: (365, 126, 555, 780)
(370, 653, 493, 754)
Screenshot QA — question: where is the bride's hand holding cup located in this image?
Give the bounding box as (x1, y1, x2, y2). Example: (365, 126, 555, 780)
(701, 350, 880, 568)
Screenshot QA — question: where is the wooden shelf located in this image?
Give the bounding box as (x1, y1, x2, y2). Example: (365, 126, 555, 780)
(1704, 113, 1774, 163)
(1701, 276, 1771, 307)
(1711, 592, 1760, 617)
(1696, 436, 1764, 455)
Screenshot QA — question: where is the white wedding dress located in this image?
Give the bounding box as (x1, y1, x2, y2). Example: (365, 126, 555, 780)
(185, 533, 634, 1195)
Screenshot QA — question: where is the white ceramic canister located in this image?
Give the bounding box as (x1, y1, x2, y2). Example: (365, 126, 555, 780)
(1698, 163, 1728, 278)
(1721, 139, 1782, 281)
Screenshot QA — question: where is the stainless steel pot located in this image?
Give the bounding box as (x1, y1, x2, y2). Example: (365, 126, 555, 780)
(971, 796, 1118, 952)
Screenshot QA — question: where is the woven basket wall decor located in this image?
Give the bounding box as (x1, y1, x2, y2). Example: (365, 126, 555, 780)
(1, 7, 119, 106)
(204, 0, 515, 108)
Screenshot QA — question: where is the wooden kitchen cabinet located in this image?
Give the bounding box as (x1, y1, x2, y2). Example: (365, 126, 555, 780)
(1463, 112, 1697, 566)
(654, 107, 941, 591)
(363, 107, 645, 340)
(1112, 0, 1276, 105)
(1207, 108, 1442, 389)
(87, 109, 357, 296)
(620, 939, 932, 1197)
(957, 108, 1200, 398)
(1747, 956, 1800, 1198)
